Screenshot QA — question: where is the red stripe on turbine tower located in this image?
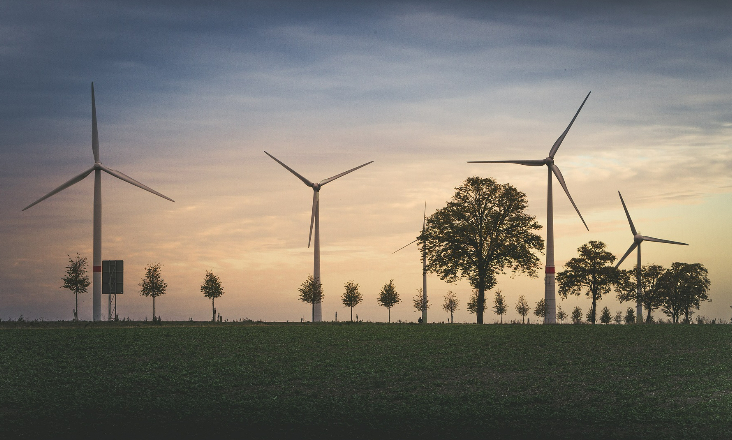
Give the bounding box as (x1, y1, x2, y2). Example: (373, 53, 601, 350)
(94, 266, 102, 272)
(545, 266, 555, 274)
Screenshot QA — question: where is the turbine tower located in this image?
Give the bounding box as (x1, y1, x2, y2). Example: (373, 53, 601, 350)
(393, 202, 428, 323)
(23, 83, 174, 321)
(468, 92, 591, 324)
(264, 151, 373, 322)
(615, 191, 688, 323)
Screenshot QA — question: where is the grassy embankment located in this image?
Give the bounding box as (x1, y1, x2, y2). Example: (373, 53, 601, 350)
(1, 322, 731, 439)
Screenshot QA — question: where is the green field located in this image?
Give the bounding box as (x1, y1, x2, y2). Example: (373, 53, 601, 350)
(1, 322, 731, 439)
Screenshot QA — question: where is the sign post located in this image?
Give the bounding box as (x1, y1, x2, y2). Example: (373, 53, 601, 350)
(102, 260, 123, 321)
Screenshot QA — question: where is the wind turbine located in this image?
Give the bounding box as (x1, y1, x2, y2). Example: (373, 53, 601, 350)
(615, 191, 688, 323)
(264, 151, 373, 322)
(393, 202, 428, 324)
(23, 83, 174, 322)
(468, 92, 591, 324)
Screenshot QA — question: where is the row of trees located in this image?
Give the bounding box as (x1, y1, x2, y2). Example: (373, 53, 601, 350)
(61, 255, 225, 321)
(413, 176, 710, 324)
(557, 241, 710, 324)
(299, 276, 404, 322)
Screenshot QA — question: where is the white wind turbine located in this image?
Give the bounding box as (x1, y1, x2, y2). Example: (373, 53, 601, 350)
(468, 92, 591, 324)
(615, 191, 688, 323)
(393, 202, 428, 324)
(264, 151, 373, 322)
(23, 83, 174, 322)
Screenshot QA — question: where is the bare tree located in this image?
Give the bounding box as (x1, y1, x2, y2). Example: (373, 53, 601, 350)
(442, 291, 459, 323)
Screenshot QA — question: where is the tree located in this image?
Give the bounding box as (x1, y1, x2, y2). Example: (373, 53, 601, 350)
(614, 310, 623, 324)
(516, 295, 530, 324)
(624, 307, 635, 324)
(557, 241, 618, 324)
(556, 305, 567, 323)
(467, 289, 487, 318)
(442, 291, 459, 323)
(599, 306, 612, 324)
(493, 290, 507, 324)
(534, 298, 546, 320)
(658, 262, 711, 323)
(377, 280, 400, 323)
(419, 177, 544, 324)
(201, 271, 225, 322)
(571, 306, 583, 324)
(298, 275, 324, 322)
(616, 264, 666, 323)
(341, 281, 363, 322)
(61, 253, 90, 321)
(412, 288, 430, 320)
(140, 263, 167, 321)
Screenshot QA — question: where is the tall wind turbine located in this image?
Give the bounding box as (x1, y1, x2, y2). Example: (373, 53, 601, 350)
(264, 151, 373, 322)
(615, 191, 688, 323)
(468, 92, 591, 324)
(23, 83, 174, 321)
(393, 202, 428, 324)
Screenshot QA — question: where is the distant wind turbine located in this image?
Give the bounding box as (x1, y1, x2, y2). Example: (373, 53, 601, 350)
(393, 202, 428, 324)
(615, 191, 688, 323)
(264, 151, 373, 322)
(23, 83, 175, 322)
(468, 92, 591, 324)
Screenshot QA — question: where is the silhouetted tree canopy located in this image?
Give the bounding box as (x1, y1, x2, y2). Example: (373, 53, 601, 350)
(616, 264, 666, 323)
(557, 241, 618, 324)
(140, 263, 166, 321)
(658, 262, 710, 323)
(419, 177, 544, 324)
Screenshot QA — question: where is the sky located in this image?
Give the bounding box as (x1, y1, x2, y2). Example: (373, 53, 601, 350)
(1, 0, 731, 323)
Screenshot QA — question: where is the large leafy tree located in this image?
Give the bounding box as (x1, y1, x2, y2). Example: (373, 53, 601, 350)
(299, 275, 324, 322)
(419, 177, 544, 324)
(61, 253, 90, 321)
(442, 291, 459, 323)
(377, 280, 400, 323)
(557, 241, 618, 324)
(616, 264, 666, 323)
(139, 263, 167, 321)
(201, 271, 225, 322)
(341, 281, 363, 322)
(657, 262, 711, 323)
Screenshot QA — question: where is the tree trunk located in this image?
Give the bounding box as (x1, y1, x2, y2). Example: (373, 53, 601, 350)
(212, 297, 216, 322)
(74, 291, 78, 321)
(591, 289, 597, 324)
(350, 307, 353, 322)
(646, 307, 652, 323)
(450, 311, 453, 324)
(388, 307, 391, 323)
(153, 296, 156, 321)
(477, 285, 485, 324)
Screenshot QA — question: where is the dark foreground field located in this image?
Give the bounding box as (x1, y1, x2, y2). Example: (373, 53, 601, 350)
(1, 322, 731, 439)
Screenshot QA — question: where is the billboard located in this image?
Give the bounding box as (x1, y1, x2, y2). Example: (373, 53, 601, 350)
(102, 260, 123, 294)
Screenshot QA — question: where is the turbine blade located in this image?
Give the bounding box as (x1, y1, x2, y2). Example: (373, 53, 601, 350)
(393, 239, 418, 254)
(264, 151, 314, 187)
(308, 191, 318, 248)
(551, 164, 588, 230)
(640, 235, 688, 246)
(100, 165, 175, 202)
(22, 166, 95, 211)
(615, 241, 639, 268)
(468, 159, 545, 166)
(92, 82, 99, 163)
(548, 91, 591, 159)
(618, 192, 637, 235)
(320, 161, 374, 186)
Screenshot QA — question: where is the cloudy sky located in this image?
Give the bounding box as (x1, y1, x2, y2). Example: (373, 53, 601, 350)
(2, 0, 731, 323)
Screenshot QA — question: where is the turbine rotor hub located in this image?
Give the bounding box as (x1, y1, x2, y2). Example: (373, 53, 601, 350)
(544, 157, 554, 165)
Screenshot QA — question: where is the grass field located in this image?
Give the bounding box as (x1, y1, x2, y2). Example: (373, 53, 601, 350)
(1, 322, 731, 439)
